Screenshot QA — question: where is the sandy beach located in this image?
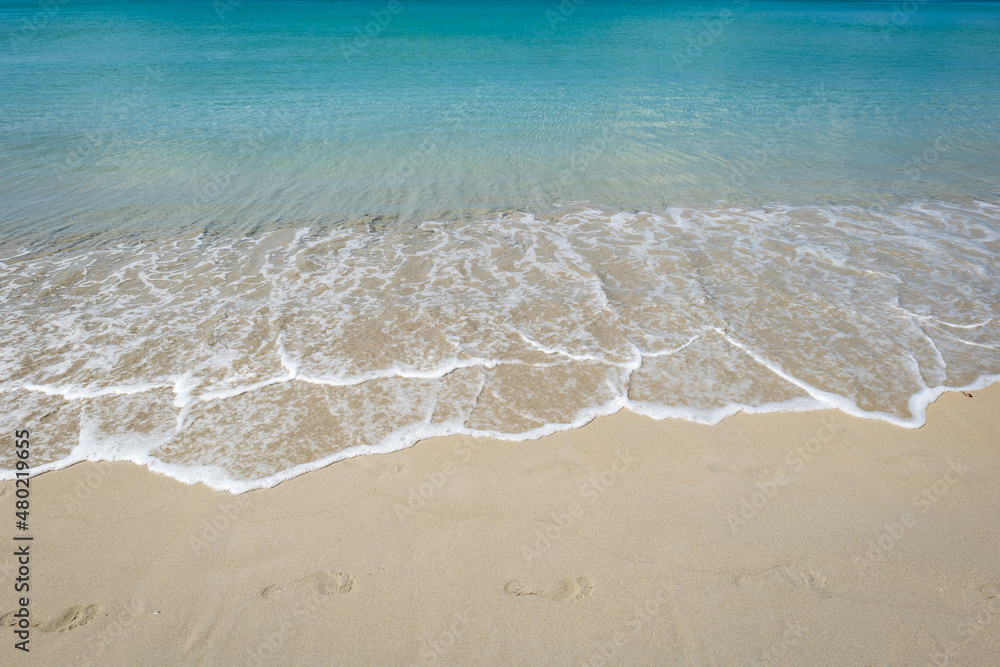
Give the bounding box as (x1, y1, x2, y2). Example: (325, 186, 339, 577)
(2, 385, 997, 665)
(3, 1, 1000, 665)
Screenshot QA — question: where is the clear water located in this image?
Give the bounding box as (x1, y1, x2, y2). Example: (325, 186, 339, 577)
(1, 0, 998, 490)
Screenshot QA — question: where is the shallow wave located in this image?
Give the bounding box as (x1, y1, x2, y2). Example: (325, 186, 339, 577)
(1, 200, 998, 491)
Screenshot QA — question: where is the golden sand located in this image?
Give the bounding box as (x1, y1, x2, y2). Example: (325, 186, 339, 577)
(2, 386, 999, 664)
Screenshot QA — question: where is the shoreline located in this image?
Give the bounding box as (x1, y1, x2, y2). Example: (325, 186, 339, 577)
(4, 376, 1000, 494)
(4, 199, 998, 493)
(3, 385, 999, 663)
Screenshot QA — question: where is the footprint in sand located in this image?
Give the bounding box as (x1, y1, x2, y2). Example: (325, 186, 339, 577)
(504, 577, 595, 602)
(42, 605, 103, 632)
(735, 564, 828, 596)
(262, 570, 354, 600)
(357, 459, 404, 478)
(0, 611, 32, 628)
(2, 605, 103, 632)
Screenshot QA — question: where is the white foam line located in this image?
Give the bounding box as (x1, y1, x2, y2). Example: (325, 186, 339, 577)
(892, 303, 995, 337)
(194, 374, 294, 404)
(23, 382, 170, 401)
(626, 395, 826, 425)
(180, 356, 504, 407)
(717, 328, 1000, 429)
(173, 394, 637, 492)
(936, 335, 999, 350)
(640, 335, 700, 358)
(895, 309, 948, 376)
(919, 329, 948, 376)
(51, 354, 612, 415)
(4, 373, 998, 494)
(903, 351, 929, 390)
(511, 328, 610, 364)
(295, 357, 502, 387)
(929, 317, 993, 330)
(716, 327, 925, 427)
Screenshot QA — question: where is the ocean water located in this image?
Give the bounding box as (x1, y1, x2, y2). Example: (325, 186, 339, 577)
(1, 0, 998, 490)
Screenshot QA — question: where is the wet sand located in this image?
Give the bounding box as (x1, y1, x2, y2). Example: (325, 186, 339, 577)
(2, 385, 999, 665)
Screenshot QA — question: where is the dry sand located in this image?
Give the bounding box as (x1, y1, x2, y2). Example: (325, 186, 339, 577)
(2, 386, 999, 665)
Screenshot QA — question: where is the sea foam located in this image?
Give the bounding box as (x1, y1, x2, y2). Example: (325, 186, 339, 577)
(1, 201, 998, 492)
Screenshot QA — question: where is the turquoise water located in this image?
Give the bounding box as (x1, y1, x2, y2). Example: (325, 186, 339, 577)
(1, 1, 999, 489)
(2, 0, 1000, 243)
